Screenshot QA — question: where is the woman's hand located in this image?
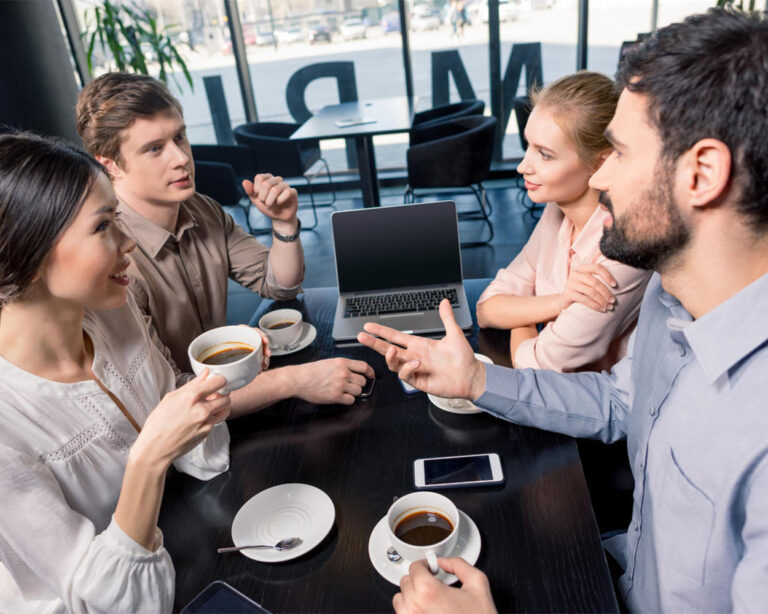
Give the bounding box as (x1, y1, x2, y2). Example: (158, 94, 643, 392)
(558, 263, 617, 313)
(132, 370, 231, 468)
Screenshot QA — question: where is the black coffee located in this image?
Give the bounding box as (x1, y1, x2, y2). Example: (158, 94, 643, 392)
(200, 344, 254, 365)
(268, 320, 296, 330)
(395, 511, 453, 546)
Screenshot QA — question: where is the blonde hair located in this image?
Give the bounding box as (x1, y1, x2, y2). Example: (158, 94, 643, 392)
(530, 70, 618, 169)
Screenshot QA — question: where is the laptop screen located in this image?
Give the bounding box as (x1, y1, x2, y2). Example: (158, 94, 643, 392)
(332, 201, 463, 293)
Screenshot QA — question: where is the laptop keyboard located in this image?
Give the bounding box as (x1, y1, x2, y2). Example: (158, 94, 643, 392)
(343, 288, 459, 318)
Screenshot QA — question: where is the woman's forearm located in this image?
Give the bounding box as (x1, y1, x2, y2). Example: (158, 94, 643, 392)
(476, 294, 562, 329)
(114, 451, 169, 550)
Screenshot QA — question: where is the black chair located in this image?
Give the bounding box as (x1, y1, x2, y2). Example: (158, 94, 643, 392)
(193, 160, 255, 233)
(233, 121, 336, 229)
(405, 115, 496, 247)
(410, 100, 485, 144)
(192, 144, 264, 233)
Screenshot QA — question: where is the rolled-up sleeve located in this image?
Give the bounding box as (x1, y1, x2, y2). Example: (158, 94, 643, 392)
(225, 213, 303, 301)
(172, 422, 230, 481)
(514, 262, 651, 371)
(477, 231, 540, 305)
(476, 335, 634, 444)
(0, 444, 175, 613)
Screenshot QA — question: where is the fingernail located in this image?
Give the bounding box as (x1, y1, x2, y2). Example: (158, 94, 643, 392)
(409, 360, 419, 367)
(611, 281, 618, 287)
(610, 297, 616, 303)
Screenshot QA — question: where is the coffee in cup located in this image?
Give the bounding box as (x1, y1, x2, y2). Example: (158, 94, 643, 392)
(258, 308, 303, 349)
(188, 326, 264, 393)
(387, 491, 460, 574)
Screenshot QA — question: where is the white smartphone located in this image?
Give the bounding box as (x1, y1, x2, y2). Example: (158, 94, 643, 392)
(413, 453, 504, 490)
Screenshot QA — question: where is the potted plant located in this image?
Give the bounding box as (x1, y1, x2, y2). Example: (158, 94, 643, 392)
(81, 0, 193, 91)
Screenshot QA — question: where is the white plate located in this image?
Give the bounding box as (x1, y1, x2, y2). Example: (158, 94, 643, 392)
(270, 322, 317, 357)
(368, 510, 481, 586)
(427, 354, 493, 414)
(231, 483, 334, 562)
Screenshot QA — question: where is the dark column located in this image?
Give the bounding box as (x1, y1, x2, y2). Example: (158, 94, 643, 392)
(0, 0, 81, 142)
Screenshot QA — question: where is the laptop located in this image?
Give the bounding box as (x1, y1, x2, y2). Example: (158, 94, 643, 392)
(331, 201, 473, 342)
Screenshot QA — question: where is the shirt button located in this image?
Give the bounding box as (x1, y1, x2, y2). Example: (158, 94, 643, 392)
(677, 344, 687, 357)
(649, 405, 656, 416)
(633, 522, 639, 531)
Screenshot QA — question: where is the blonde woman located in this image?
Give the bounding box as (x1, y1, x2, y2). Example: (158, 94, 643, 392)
(477, 71, 651, 372)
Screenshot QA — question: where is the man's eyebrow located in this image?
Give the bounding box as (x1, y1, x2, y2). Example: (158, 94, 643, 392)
(604, 128, 626, 149)
(138, 125, 186, 151)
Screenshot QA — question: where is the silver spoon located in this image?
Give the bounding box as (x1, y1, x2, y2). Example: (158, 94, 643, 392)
(217, 537, 302, 553)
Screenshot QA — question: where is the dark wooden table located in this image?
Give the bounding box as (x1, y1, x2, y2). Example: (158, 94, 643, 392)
(290, 97, 417, 208)
(160, 279, 618, 613)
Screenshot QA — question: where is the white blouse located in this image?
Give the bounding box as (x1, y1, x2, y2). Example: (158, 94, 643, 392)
(0, 294, 230, 613)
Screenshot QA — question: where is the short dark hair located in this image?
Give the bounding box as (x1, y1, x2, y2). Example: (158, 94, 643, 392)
(0, 132, 105, 304)
(617, 8, 768, 230)
(76, 72, 183, 165)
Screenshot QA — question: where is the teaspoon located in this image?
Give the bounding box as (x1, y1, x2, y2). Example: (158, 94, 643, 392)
(217, 537, 302, 553)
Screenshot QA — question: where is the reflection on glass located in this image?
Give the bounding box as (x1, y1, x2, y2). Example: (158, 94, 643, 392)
(235, 0, 406, 174)
(498, 0, 578, 159)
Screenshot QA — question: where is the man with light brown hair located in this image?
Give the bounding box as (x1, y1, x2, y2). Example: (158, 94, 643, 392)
(76, 72, 373, 415)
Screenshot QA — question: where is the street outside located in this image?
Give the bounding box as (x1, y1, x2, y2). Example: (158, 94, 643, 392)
(157, 0, 712, 170)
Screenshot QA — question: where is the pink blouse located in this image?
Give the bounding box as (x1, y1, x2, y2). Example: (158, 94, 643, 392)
(477, 203, 652, 372)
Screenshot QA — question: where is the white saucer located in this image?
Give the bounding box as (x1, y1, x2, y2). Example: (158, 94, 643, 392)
(231, 483, 334, 562)
(270, 322, 317, 356)
(368, 510, 481, 586)
(427, 354, 493, 415)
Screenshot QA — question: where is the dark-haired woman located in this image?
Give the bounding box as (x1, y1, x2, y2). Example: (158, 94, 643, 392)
(0, 133, 231, 613)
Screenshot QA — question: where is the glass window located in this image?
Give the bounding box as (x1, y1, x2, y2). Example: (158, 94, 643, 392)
(73, 0, 244, 144)
(499, 0, 579, 159)
(588, 0, 713, 79)
(236, 0, 408, 173)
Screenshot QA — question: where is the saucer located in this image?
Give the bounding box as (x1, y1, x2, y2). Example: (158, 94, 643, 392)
(427, 354, 493, 415)
(231, 483, 334, 562)
(368, 510, 481, 586)
(270, 322, 317, 356)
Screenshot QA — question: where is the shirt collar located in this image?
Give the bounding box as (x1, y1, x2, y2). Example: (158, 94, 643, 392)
(661, 272, 768, 384)
(556, 204, 611, 261)
(116, 199, 198, 258)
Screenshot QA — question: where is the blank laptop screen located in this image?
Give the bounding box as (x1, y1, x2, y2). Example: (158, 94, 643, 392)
(332, 202, 463, 294)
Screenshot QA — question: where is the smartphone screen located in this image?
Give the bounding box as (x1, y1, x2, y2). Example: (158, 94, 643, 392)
(423, 455, 494, 485)
(181, 581, 271, 614)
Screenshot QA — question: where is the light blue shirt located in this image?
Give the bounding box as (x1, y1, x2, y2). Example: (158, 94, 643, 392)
(476, 273, 768, 612)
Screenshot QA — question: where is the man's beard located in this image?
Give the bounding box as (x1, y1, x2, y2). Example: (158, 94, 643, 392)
(599, 167, 690, 271)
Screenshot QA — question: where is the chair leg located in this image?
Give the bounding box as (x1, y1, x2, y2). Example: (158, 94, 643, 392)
(460, 184, 493, 248)
(301, 177, 320, 231)
(300, 158, 336, 209)
(404, 186, 413, 204)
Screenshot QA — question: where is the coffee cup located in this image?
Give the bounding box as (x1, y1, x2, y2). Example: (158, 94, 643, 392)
(258, 308, 303, 349)
(188, 325, 264, 393)
(386, 491, 460, 574)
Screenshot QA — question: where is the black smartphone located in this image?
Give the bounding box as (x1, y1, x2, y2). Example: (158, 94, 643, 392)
(359, 374, 376, 398)
(181, 581, 271, 614)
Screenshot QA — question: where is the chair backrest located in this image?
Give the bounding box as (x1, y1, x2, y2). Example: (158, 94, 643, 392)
(233, 122, 317, 178)
(412, 99, 485, 131)
(407, 115, 497, 189)
(513, 96, 532, 151)
(194, 160, 241, 206)
(191, 144, 256, 183)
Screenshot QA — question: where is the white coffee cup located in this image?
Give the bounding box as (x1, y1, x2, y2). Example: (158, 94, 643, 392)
(387, 491, 460, 574)
(258, 308, 303, 349)
(188, 325, 264, 393)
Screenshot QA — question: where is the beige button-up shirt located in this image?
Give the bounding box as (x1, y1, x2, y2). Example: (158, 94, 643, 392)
(117, 192, 303, 374)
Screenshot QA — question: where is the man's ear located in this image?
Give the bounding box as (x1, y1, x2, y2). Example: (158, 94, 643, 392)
(96, 155, 121, 181)
(679, 138, 731, 209)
